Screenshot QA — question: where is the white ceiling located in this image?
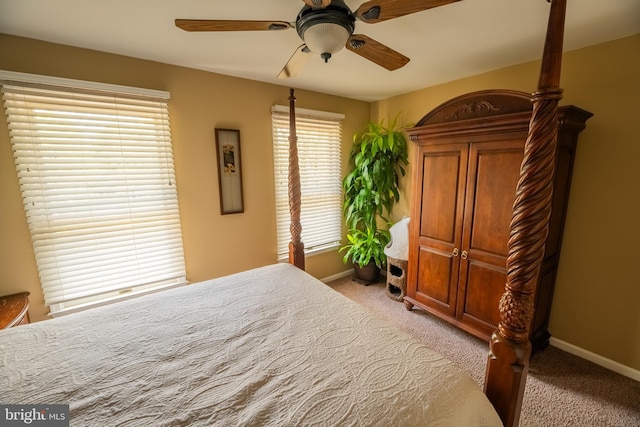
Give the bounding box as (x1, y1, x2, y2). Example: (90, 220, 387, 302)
(1, 0, 639, 102)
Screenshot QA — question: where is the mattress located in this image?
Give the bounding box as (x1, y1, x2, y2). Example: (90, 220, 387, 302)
(0, 263, 501, 426)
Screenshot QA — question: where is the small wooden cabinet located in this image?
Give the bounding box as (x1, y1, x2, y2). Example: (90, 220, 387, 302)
(404, 90, 591, 351)
(0, 292, 31, 329)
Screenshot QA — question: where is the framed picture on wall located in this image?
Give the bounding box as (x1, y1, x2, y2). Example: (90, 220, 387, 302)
(215, 128, 244, 214)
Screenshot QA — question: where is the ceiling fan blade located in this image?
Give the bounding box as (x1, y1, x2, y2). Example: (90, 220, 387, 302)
(302, 0, 332, 7)
(278, 45, 313, 79)
(345, 34, 409, 71)
(175, 19, 293, 32)
(355, 0, 461, 23)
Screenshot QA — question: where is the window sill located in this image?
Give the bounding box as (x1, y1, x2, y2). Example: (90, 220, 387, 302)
(48, 280, 188, 318)
(277, 243, 340, 263)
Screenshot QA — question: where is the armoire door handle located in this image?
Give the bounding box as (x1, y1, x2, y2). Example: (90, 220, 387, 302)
(452, 248, 459, 257)
(461, 250, 468, 260)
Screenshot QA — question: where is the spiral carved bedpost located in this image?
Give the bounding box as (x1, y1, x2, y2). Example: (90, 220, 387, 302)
(484, 1, 567, 425)
(288, 88, 305, 270)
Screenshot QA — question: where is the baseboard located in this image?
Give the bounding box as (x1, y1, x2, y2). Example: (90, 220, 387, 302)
(549, 337, 640, 382)
(320, 269, 353, 283)
(321, 268, 388, 284)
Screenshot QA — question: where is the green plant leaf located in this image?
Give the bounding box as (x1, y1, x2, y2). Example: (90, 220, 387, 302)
(342, 113, 410, 267)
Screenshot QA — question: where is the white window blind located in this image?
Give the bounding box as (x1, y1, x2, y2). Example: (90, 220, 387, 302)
(1, 71, 186, 313)
(271, 105, 343, 258)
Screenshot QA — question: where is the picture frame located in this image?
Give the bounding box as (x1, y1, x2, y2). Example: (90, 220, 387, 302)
(215, 128, 244, 215)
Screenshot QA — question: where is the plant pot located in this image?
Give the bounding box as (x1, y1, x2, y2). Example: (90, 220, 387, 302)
(353, 261, 381, 285)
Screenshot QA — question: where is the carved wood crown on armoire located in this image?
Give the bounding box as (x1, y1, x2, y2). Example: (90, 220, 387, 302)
(403, 89, 592, 352)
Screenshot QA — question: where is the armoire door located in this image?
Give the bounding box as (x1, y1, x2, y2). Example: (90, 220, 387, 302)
(456, 139, 525, 335)
(411, 143, 468, 316)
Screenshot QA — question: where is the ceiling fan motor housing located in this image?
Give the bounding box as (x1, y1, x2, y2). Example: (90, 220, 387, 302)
(296, 0, 355, 60)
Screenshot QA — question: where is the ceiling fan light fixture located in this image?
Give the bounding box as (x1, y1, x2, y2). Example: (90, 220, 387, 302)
(296, 1, 355, 60)
(303, 22, 351, 56)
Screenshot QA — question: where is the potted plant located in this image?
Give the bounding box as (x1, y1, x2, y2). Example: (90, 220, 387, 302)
(340, 114, 409, 283)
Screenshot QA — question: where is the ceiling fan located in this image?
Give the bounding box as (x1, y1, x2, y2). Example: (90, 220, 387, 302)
(175, 0, 461, 79)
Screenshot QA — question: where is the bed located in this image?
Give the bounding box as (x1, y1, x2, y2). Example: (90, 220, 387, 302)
(1, 263, 501, 426)
(1, 1, 569, 425)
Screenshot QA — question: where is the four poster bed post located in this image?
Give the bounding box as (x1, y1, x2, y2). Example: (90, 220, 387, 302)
(484, 0, 567, 425)
(288, 88, 305, 270)
(285, 1, 569, 425)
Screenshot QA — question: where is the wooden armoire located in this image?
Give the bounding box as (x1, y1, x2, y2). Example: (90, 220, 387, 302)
(403, 90, 591, 352)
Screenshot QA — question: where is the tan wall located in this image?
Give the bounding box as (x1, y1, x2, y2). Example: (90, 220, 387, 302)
(0, 34, 370, 323)
(375, 34, 640, 372)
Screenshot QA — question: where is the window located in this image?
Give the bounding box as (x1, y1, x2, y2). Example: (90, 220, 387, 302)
(1, 71, 186, 315)
(271, 105, 343, 259)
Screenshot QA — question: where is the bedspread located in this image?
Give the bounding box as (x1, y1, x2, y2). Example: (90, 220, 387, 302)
(0, 264, 501, 426)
